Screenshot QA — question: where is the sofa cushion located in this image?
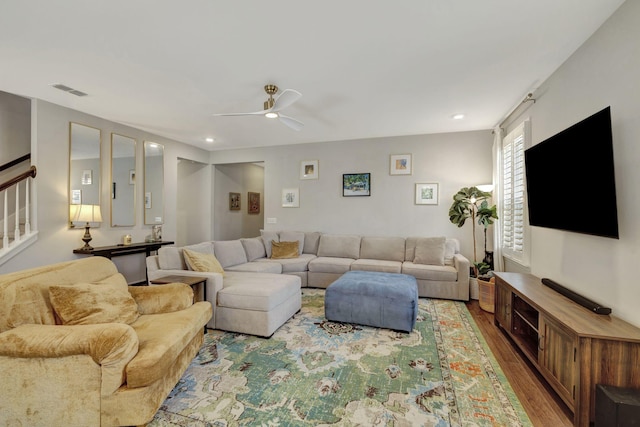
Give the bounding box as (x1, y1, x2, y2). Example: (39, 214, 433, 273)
(260, 230, 280, 258)
(271, 241, 300, 259)
(217, 272, 300, 312)
(351, 259, 403, 274)
(49, 282, 140, 325)
(241, 237, 267, 261)
(183, 249, 225, 274)
(308, 256, 355, 274)
(359, 236, 405, 262)
(158, 246, 187, 270)
(401, 262, 458, 281)
(317, 234, 361, 259)
(225, 262, 282, 274)
(214, 240, 248, 268)
(279, 231, 305, 255)
(303, 231, 322, 255)
(413, 237, 446, 266)
(257, 254, 316, 273)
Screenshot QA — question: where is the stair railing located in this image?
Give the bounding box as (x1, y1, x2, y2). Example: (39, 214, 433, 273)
(1, 165, 37, 250)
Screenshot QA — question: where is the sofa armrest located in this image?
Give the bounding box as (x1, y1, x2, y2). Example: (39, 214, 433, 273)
(129, 283, 194, 314)
(453, 253, 470, 283)
(0, 323, 138, 395)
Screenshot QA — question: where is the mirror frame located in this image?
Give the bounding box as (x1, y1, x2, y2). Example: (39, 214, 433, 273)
(110, 133, 137, 227)
(69, 122, 101, 228)
(143, 141, 164, 225)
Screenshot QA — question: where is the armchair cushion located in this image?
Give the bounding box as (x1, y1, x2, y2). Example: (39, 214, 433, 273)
(49, 282, 140, 325)
(128, 283, 195, 315)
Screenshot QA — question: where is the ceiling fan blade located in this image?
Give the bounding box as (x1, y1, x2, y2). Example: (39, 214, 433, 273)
(212, 111, 266, 117)
(278, 114, 304, 131)
(271, 89, 302, 112)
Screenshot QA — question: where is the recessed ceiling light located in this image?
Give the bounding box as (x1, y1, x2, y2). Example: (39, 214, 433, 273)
(205, 137, 214, 143)
(452, 113, 465, 120)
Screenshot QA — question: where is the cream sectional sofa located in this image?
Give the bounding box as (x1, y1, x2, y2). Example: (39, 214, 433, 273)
(146, 232, 470, 336)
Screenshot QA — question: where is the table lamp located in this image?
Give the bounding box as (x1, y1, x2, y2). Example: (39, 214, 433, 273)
(73, 204, 102, 250)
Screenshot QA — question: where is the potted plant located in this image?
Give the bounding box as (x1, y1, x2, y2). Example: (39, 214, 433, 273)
(448, 186, 499, 311)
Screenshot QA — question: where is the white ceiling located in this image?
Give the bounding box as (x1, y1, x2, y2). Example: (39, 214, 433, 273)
(0, 0, 625, 151)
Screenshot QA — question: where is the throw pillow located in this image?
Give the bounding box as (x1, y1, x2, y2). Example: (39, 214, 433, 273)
(49, 283, 140, 325)
(413, 236, 446, 266)
(271, 241, 300, 259)
(183, 248, 225, 274)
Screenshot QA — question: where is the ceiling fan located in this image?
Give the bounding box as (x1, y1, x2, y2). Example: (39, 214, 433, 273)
(213, 84, 304, 131)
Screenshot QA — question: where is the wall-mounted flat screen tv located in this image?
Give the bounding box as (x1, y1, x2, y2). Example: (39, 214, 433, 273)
(524, 106, 619, 238)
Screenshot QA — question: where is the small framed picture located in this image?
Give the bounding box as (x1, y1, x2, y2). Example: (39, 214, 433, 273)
(390, 154, 412, 175)
(71, 189, 82, 205)
(415, 183, 439, 205)
(248, 192, 260, 214)
(81, 169, 92, 185)
(145, 192, 152, 209)
(229, 192, 241, 211)
(282, 188, 300, 207)
(129, 170, 136, 185)
(343, 173, 371, 197)
(300, 160, 319, 180)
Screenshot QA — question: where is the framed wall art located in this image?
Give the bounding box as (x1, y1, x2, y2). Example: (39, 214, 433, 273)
(415, 182, 439, 205)
(300, 160, 319, 180)
(343, 173, 371, 197)
(390, 154, 412, 175)
(81, 169, 93, 185)
(229, 192, 241, 211)
(282, 188, 300, 207)
(248, 192, 260, 214)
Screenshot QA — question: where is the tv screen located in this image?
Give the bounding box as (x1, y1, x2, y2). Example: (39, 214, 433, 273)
(524, 106, 619, 238)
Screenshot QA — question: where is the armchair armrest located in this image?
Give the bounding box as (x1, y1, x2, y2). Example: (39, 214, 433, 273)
(128, 283, 194, 314)
(0, 323, 138, 395)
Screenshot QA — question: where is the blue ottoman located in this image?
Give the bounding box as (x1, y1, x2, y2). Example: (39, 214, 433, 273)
(324, 271, 418, 332)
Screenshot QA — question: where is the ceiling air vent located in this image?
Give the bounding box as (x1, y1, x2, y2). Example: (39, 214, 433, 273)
(52, 83, 88, 97)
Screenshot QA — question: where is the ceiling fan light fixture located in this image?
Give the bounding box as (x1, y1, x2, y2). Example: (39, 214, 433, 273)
(265, 112, 278, 119)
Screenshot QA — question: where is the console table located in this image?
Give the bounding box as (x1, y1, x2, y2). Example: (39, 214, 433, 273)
(494, 272, 640, 426)
(73, 241, 174, 285)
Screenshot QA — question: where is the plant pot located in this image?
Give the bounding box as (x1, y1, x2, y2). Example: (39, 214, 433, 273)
(478, 277, 495, 313)
(469, 277, 479, 300)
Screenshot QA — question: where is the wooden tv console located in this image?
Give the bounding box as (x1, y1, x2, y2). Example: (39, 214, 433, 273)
(494, 272, 640, 426)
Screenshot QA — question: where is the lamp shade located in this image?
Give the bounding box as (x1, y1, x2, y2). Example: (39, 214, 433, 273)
(73, 204, 102, 223)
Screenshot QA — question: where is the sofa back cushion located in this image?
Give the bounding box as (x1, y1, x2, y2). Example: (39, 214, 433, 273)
(158, 246, 187, 270)
(360, 236, 405, 262)
(260, 230, 279, 258)
(405, 237, 458, 266)
(279, 231, 305, 256)
(214, 240, 248, 268)
(241, 237, 267, 261)
(317, 234, 361, 259)
(0, 257, 123, 332)
(413, 237, 446, 266)
(303, 232, 322, 255)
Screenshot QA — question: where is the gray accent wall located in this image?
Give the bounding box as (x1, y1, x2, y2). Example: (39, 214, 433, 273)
(503, 0, 640, 326)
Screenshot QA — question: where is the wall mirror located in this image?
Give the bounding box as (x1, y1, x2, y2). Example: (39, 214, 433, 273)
(110, 133, 136, 227)
(69, 122, 101, 228)
(144, 141, 164, 225)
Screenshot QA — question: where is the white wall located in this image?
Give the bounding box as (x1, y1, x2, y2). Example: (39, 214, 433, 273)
(0, 99, 211, 280)
(177, 159, 211, 247)
(505, 0, 640, 326)
(210, 130, 494, 263)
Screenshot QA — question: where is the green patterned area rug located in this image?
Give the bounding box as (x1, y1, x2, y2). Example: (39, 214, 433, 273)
(148, 289, 531, 426)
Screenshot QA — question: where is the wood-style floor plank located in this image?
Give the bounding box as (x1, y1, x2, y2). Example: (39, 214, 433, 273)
(466, 300, 573, 427)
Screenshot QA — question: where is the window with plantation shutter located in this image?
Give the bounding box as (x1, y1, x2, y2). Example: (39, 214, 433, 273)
(501, 122, 527, 261)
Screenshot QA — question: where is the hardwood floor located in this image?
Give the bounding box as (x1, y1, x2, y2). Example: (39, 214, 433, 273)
(466, 300, 574, 427)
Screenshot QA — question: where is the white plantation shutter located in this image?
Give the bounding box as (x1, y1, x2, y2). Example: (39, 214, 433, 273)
(501, 122, 527, 261)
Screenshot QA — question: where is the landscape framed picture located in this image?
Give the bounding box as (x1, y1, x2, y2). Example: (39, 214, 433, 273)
(229, 192, 240, 211)
(390, 154, 412, 175)
(343, 173, 371, 197)
(282, 188, 300, 207)
(300, 160, 319, 180)
(415, 182, 439, 205)
(248, 192, 260, 214)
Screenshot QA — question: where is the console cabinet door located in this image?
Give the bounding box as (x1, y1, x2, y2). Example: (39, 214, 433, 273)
(495, 280, 512, 330)
(539, 316, 578, 409)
